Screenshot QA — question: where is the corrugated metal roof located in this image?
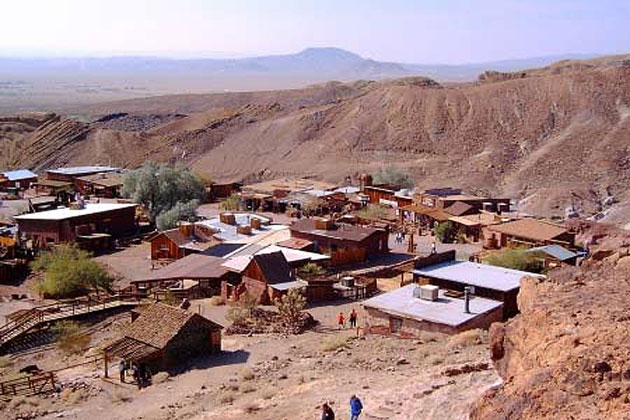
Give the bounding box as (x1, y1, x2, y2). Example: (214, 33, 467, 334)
(47, 166, 119, 176)
(14, 203, 136, 221)
(413, 260, 544, 292)
(2, 169, 37, 181)
(526, 245, 577, 261)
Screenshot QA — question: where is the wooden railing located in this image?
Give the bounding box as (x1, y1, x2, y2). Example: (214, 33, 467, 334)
(0, 293, 144, 350)
(0, 372, 57, 397)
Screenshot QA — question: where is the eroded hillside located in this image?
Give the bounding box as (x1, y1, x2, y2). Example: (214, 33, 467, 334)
(2, 56, 630, 220)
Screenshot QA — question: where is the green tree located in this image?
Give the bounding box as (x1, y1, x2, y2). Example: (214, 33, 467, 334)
(298, 262, 324, 278)
(122, 162, 205, 222)
(373, 166, 414, 189)
(220, 193, 241, 211)
(32, 244, 112, 298)
(156, 199, 200, 230)
(434, 221, 456, 243)
(485, 248, 544, 273)
(274, 288, 307, 333)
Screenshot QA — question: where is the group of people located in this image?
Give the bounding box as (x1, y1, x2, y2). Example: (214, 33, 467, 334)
(337, 308, 358, 329)
(119, 359, 152, 389)
(321, 395, 363, 420)
(394, 231, 407, 244)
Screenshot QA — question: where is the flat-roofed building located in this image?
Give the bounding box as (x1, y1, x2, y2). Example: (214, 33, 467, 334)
(14, 202, 137, 249)
(363, 284, 504, 335)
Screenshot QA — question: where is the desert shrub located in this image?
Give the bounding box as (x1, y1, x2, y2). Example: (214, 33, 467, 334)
(219, 392, 235, 404)
(373, 166, 414, 189)
(434, 221, 456, 243)
(152, 372, 170, 384)
(161, 290, 180, 307)
(123, 162, 205, 222)
(51, 320, 91, 355)
(226, 293, 257, 324)
(220, 193, 241, 211)
(448, 329, 484, 348)
(240, 368, 255, 381)
(274, 288, 307, 333)
(299, 262, 324, 278)
(32, 244, 112, 298)
(155, 199, 200, 230)
(485, 248, 544, 273)
(322, 335, 349, 352)
(241, 383, 256, 393)
(261, 390, 275, 400)
(244, 403, 260, 414)
(8, 396, 39, 410)
(357, 204, 388, 220)
(208, 296, 224, 306)
(426, 354, 444, 365)
(0, 356, 12, 369)
(111, 389, 133, 403)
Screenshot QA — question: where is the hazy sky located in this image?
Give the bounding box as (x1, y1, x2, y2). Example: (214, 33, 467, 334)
(2, 0, 629, 64)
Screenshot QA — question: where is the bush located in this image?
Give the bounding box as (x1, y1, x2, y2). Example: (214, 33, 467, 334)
(240, 368, 255, 381)
(219, 392, 235, 404)
(220, 194, 241, 211)
(357, 204, 388, 220)
(240, 383, 256, 393)
(299, 262, 324, 278)
(152, 372, 170, 384)
(485, 248, 544, 273)
(373, 166, 414, 189)
(322, 335, 349, 352)
(123, 162, 205, 222)
(274, 288, 307, 333)
(448, 329, 484, 348)
(0, 356, 12, 369)
(434, 221, 456, 243)
(226, 293, 257, 325)
(244, 403, 260, 414)
(33, 244, 112, 298)
(208, 296, 224, 306)
(51, 321, 90, 355)
(155, 199, 200, 230)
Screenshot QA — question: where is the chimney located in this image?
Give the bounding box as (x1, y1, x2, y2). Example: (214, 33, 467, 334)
(179, 221, 193, 237)
(464, 286, 472, 314)
(250, 217, 261, 230)
(220, 212, 236, 225)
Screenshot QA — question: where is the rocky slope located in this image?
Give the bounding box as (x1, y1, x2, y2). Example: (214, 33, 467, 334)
(2, 55, 630, 220)
(471, 228, 630, 420)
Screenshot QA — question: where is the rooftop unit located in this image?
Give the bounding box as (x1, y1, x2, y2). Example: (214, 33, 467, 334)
(413, 284, 439, 301)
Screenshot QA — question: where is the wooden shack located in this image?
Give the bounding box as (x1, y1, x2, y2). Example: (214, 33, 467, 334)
(104, 303, 222, 373)
(0, 170, 38, 191)
(149, 223, 218, 261)
(483, 218, 575, 249)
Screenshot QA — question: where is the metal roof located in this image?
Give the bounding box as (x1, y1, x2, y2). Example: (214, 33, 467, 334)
(526, 245, 578, 261)
(413, 260, 544, 292)
(363, 285, 503, 327)
(47, 166, 119, 176)
(2, 169, 37, 181)
(14, 203, 136, 221)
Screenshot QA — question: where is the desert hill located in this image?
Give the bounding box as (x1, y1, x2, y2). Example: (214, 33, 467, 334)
(2, 55, 630, 222)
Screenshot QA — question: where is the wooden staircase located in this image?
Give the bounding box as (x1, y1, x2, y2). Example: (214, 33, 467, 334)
(0, 293, 141, 354)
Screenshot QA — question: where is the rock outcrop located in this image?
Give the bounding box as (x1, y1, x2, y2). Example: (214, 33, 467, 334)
(471, 254, 630, 420)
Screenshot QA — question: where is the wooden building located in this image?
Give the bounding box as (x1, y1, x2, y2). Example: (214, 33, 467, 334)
(414, 188, 510, 214)
(132, 253, 234, 299)
(149, 223, 218, 261)
(75, 172, 124, 198)
(0, 170, 38, 191)
(14, 203, 137, 250)
(206, 182, 241, 202)
(289, 218, 389, 266)
(104, 303, 222, 373)
(221, 251, 299, 304)
(483, 218, 575, 249)
(525, 245, 579, 268)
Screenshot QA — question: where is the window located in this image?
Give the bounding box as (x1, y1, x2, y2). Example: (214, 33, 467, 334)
(390, 317, 403, 333)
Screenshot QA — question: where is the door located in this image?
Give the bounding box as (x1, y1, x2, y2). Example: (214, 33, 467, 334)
(390, 317, 403, 333)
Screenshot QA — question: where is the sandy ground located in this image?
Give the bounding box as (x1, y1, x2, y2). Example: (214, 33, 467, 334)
(0, 299, 498, 420)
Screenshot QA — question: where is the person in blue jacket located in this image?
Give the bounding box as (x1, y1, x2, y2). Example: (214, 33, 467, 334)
(349, 395, 363, 420)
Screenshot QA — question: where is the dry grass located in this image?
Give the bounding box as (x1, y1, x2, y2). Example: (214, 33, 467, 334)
(208, 296, 224, 306)
(153, 372, 170, 384)
(448, 329, 484, 348)
(219, 392, 235, 404)
(426, 354, 444, 366)
(8, 396, 39, 410)
(240, 368, 255, 381)
(241, 383, 256, 393)
(261, 390, 275, 400)
(0, 356, 12, 369)
(321, 335, 349, 352)
(111, 389, 133, 403)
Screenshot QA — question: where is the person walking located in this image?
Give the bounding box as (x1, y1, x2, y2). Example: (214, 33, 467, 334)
(349, 309, 358, 329)
(321, 402, 335, 420)
(431, 241, 437, 255)
(337, 311, 345, 329)
(349, 395, 363, 420)
(118, 359, 126, 383)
